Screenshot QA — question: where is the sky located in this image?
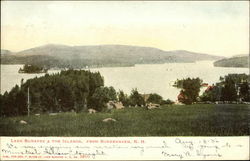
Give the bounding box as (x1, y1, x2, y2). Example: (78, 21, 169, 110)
(1, 1, 249, 57)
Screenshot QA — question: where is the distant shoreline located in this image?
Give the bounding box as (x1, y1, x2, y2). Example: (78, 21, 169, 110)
(1, 60, 218, 70)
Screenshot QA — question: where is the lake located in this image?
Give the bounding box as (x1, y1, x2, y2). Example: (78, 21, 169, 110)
(1, 65, 60, 95)
(1, 61, 248, 101)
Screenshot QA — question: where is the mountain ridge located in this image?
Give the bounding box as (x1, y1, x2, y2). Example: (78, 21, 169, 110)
(1, 44, 224, 68)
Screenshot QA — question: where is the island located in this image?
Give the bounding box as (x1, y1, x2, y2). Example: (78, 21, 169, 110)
(18, 64, 48, 73)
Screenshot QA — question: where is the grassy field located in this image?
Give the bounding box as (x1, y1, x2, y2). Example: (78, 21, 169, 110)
(0, 104, 249, 136)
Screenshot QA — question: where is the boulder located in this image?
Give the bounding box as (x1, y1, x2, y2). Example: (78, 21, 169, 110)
(102, 118, 117, 122)
(19, 120, 27, 124)
(114, 101, 124, 109)
(106, 101, 124, 109)
(106, 101, 115, 109)
(147, 103, 160, 109)
(88, 108, 97, 114)
(49, 113, 58, 116)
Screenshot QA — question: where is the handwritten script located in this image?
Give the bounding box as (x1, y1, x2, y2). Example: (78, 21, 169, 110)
(0, 137, 249, 160)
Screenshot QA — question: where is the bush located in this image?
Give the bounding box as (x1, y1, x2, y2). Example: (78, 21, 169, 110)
(118, 90, 129, 106)
(147, 93, 163, 104)
(129, 89, 145, 107)
(161, 99, 175, 105)
(89, 86, 117, 111)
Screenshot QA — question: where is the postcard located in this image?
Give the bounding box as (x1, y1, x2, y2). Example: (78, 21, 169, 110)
(0, 1, 249, 160)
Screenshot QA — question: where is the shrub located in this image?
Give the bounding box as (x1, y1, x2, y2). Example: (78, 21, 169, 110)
(129, 88, 145, 107)
(147, 93, 163, 104)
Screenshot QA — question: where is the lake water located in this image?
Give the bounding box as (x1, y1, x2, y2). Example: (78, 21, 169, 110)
(1, 61, 249, 101)
(1, 65, 60, 95)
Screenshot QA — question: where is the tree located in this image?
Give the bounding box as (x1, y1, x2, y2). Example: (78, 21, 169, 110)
(16, 91, 27, 115)
(161, 99, 175, 105)
(200, 84, 221, 102)
(56, 82, 74, 112)
(88, 72, 104, 96)
(221, 76, 237, 101)
(1, 92, 12, 117)
(129, 88, 145, 106)
(118, 90, 129, 106)
(147, 93, 163, 104)
(1, 70, 106, 116)
(239, 82, 250, 102)
(89, 86, 117, 111)
(220, 74, 248, 102)
(200, 74, 249, 103)
(107, 86, 118, 101)
(0, 94, 4, 116)
(72, 78, 89, 112)
(174, 78, 202, 104)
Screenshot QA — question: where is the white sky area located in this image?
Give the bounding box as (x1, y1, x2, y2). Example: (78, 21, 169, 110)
(1, 1, 249, 57)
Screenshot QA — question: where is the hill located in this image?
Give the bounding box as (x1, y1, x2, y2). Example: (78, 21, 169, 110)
(1, 44, 224, 68)
(1, 49, 13, 55)
(213, 55, 249, 68)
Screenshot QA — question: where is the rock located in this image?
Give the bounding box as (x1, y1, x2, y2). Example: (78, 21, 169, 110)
(106, 101, 115, 109)
(106, 101, 124, 109)
(35, 114, 40, 116)
(148, 105, 157, 109)
(88, 108, 97, 114)
(49, 113, 58, 116)
(114, 101, 124, 109)
(19, 120, 27, 124)
(147, 103, 160, 109)
(175, 102, 184, 105)
(102, 118, 117, 122)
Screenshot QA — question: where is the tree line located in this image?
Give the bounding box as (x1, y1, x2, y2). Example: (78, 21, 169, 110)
(200, 74, 250, 103)
(0, 70, 249, 117)
(0, 70, 103, 116)
(0, 70, 172, 117)
(175, 74, 250, 104)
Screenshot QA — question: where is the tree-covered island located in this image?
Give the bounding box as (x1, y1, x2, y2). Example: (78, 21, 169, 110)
(18, 64, 48, 73)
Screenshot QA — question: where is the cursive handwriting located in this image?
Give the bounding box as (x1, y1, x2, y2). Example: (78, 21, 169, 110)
(1, 137, 246, 160)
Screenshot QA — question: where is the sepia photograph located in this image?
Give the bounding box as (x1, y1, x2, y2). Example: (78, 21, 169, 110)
(0, 1, 249, 160)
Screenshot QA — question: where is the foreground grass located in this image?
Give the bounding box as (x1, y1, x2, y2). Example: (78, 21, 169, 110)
(0, 104, 249, 136)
